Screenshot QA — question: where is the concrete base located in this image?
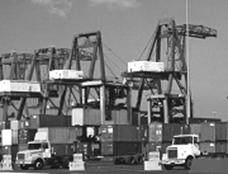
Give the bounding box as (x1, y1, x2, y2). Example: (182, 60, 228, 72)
(144, 160, 162, 171)
(69, 161, 85, 171)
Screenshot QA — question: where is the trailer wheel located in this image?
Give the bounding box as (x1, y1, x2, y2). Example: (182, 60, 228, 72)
(136, 156, 143, 164)
(129, 156, 136, 165)
(62, 158, 69, 168)
(164, 164, 173, 170)
(34, 159, 44, 170)
(185, 156, 193, 170)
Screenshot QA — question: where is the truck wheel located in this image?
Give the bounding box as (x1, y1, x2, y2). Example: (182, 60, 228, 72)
(185, 157, 193, 170)
(34, 159, 44, 170)
(164, 164, 173, 170)
(129, 157, 136, 165)
(62, 158, 69, 168)
(20, 164, 29, 170)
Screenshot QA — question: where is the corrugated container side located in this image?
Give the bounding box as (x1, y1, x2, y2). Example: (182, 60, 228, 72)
(101, 141, 113, 156)
(190, 124, 201, 135)
(18, 129, 37, 144)
(113, 141, 142, 156)
(99, 125, 141, 142)
(200, 123, 216, 142)
(29, 115, 71, 129)
(37, 127, 78, 144)
(114, 110, 129, 125)
(84, 109, 101, 125)
(216, 122, 228, 141)
(148, 122, 162, 142)
(162, 124, 181, 142)
(72, 108, 101, 126)
(200, 142, 216, 153)
(114, 125, 141, 142)
(216, 141, 228, 154)
(52, 144, 73, 156)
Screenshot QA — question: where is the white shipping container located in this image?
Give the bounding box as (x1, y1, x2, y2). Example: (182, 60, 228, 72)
(35, 127, 80, 144)
(128, 61, 164, 72)
(49, 70, 84, 80)
(72, 108, 101, 126)
(113, 110, 129, 125)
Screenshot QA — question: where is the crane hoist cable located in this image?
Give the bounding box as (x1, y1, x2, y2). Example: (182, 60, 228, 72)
(104, 53, 123, 72)
(104, 59, 119, 80)
(103, 42, 127, 65)
(136, 28, 157, 61)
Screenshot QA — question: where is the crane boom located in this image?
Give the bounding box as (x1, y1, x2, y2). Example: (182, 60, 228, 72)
(176, 24, 217, 39)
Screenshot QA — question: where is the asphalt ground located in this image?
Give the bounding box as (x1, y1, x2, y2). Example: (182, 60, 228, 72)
(2, 160, 227, 174)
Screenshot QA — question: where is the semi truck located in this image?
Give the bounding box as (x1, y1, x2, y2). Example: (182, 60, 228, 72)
(161, 134, 201, 170)
(15, 127, 81, 170)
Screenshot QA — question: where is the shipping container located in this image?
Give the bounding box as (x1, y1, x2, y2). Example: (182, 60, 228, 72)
(162, 124, 182, 142)
(18, 129, 37, 144)
(190, 124, 201, 135)
(52, 144, 74, 156)
(101, 141, 142, 156)
(148, 122, 162, 142)
(72, 108, 129, 126)
(28, 115, 72, 129)
(200, 123, 216, 142)
(216, 122, 228, 141)
(200, 142, 216, 154)
(36, 127, 82, 144)
(101, 141, 113, 156)
(99, 125, 141, 142)
(72, 108, 101, 126)
(216, 141, 228, 154)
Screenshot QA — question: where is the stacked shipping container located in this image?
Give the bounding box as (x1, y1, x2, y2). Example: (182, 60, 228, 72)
(190, 123, 216, 154)
(99, 125, 142, 156)
(216, 122, 228, 154)
(147, 123, 191, 156)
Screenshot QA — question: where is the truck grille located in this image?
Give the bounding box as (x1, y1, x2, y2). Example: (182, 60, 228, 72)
(17, 153, 25, 160)
(168, 149, 177, 158)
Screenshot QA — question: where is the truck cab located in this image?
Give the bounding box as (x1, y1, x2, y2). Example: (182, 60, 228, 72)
(161, 134, 201, 170)
(16, 140, 52, 170)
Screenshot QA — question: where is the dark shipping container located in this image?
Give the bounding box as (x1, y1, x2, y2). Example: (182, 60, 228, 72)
(28, 115, 71, 129)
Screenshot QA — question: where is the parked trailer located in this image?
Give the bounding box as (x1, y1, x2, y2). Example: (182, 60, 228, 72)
(15, 127, 82, 170)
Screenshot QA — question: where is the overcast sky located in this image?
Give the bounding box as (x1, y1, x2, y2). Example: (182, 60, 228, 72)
(0, 0, 228, 121)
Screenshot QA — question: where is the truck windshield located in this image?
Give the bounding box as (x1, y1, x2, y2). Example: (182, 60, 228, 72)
(173, 136, 192, 145)
(28, 143, 42, 150)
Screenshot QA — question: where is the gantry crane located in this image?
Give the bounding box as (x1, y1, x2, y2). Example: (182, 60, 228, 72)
(123, 18, 217, 123)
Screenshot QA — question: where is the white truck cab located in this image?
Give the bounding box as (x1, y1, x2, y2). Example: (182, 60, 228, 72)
(16, 140, 53, 170)
(161, 134, 201, 170)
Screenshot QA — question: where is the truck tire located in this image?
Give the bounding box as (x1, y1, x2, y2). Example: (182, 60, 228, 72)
(185, 156, 193, 170)
(164, 164, 173, 170)
(129, 156, 136, 165)
(20, 164, 29, 170)
(34, 159, 44, 170)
